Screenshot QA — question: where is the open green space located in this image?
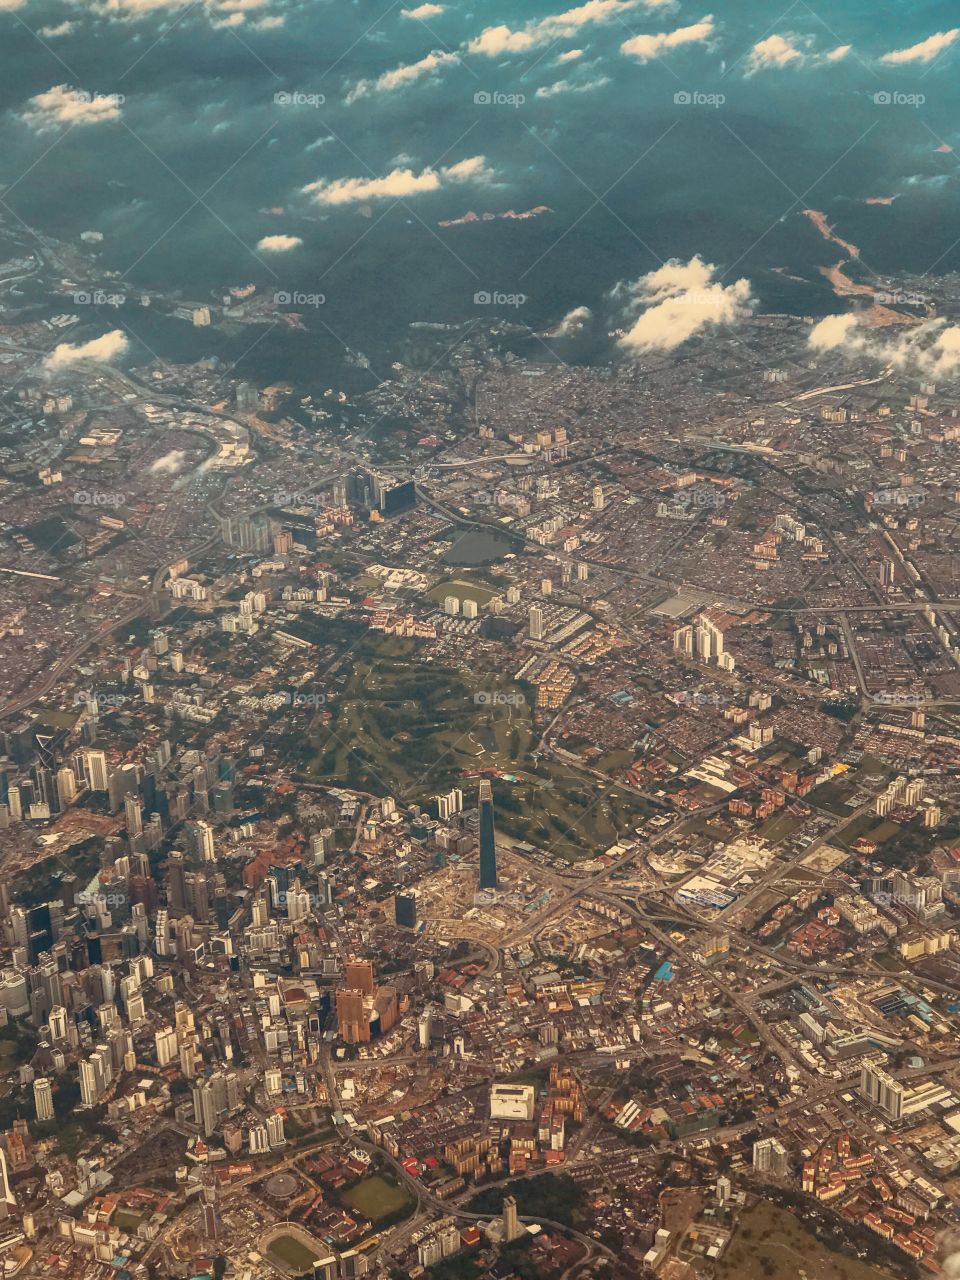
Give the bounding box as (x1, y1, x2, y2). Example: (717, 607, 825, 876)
(341, 1174, 413, 1222)
(308, 636, 654, 859)
(717, 1200, 902, 1280)
(425, 578, 497, 607)
(268, 1234, 322, 1273)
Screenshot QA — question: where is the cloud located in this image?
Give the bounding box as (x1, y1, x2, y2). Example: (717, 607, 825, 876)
(89, 0, 277, 24)
(745, 33, 805, 74)
(257, 234, 302, 252)
(402, 2, 444, 17)
(807, 313, 960, 380)
(621, 16, 714, 62)
(825, 44, 852, 61)
(549, 305, 593, 337)
(304, 155, 492, 206)
(557, 47, 584, 62)
(536, 75, 610, 97)
(468, 0, 664, 57)
(881, 29, 960, 65)
(23, 84, 122, 130)
(348, 49, 458, 101)
(45, 330, 129, 372)
(150, 449, 187, 475)
(809, 313, 864, 351)
(616, 256, 752, 353)
(38, 20, 77, 35)
(0, 0, 26, 8)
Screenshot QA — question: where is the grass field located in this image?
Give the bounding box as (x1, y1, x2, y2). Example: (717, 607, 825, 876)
(426, 577, 497, 606)
(268, 1234, 322, 1272)
(717, 1201, 898, 1280)
(342, 1174, 413, 1222)
(308, 636, 653, 860)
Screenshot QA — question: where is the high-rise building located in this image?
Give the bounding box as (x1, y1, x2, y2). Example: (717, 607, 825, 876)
(478, 781, 498, 890)
(529, 606, 544, 641)
(752, 1137, 789, 1176)
(395, 893, 417, 929)
(84, 750, 109, 793)
(33, 1077, 54, 1122)
(503, 1195, 521, 1242)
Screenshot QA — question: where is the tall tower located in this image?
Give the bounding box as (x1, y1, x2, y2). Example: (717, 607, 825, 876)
(478, 781, 498, 891)
(503, 1195, 520, 1242)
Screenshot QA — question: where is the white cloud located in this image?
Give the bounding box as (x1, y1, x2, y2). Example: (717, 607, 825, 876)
(468, 0, 663, 57)
(557, 48, 584, 62)
(304, 155, 492, 206)
(90, 0, 277, 24)
(536, 75, 610, 97)
(348, 49, 458, 101)
(402, 3, 444, 17)
(881, 29, 960, 65)
(257, 234, 302, 252)
(0, 0, 26, 9)
(745, 33, 805, 74)
(45, 330, 129, 372)
(807, 313, 960, 381)
(809, 313, 864, 351)
(251, 14, 284, 28)
(617, 256, 752, 353)
(23, 84, 122, 130)
(150, 449, 187, 475)
(825, 44, 852, 61)
(549, 305, 593, 337)
(38, 20, 77, 35)
(621, 16, 714, 62)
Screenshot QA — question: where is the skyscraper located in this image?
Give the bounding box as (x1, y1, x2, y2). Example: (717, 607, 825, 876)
(503, 1195, 520, 1242)
(478, 781, 498, 890)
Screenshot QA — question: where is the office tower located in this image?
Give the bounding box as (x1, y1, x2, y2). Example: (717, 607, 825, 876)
(344, 961, 374, 996)
(167, 851, 187, 911)
(437, 788, 463, 822)
(220, 514, 276, 553)
(592, 485, 605, 511)
(503, 1196, 520, 1242)
(529, 606, 544, 641)
(0, 1147, 14, 1215)
(395, 893, 417, 929)
(266, 1111, 286, 1148)
(124, 792, 142, 838)
(84, 750, 109, 793)
(478, 781, 498, 890)
(752, 1137, 789, 1176)
(33, 1077, 54, 1122)
(201, 1178, 220, 1240)
(336, 989, 369, 1045)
